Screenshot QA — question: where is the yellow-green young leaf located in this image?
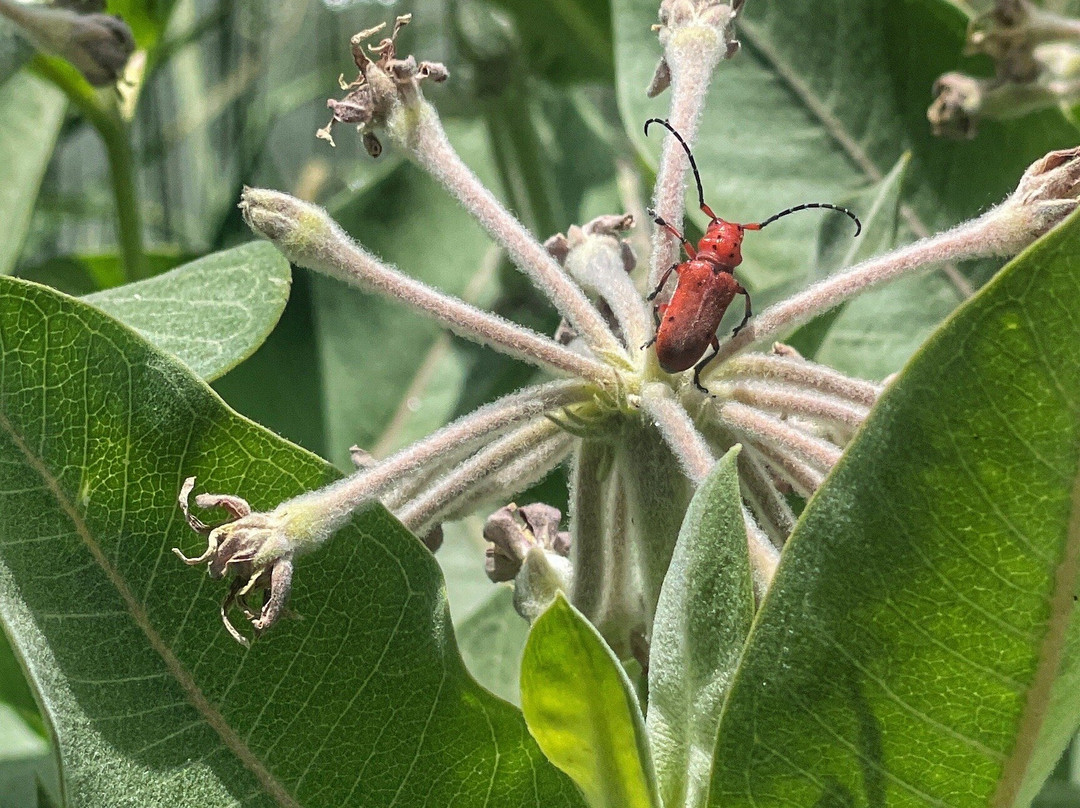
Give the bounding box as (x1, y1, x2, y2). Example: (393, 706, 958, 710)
(708, 211, 1080, 807)
(85, 242, 291, 381)
(0, 276, 585, 808)
(647, 446, 754, 808)
(521, 594, 662, 808)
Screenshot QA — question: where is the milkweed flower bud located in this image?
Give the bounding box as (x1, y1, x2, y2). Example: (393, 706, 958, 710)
(484, 502, 571, 583)
(996, 145, 1080, 242)
(0, 0, 134, 85)
(239, 186, 345, 274)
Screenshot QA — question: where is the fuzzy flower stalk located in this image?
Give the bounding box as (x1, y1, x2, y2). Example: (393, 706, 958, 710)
(174, 13, 1080, 651)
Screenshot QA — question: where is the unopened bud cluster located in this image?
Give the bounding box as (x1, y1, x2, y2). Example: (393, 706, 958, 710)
(929, 0, 1080, 138)
(0, 0, 134, 86)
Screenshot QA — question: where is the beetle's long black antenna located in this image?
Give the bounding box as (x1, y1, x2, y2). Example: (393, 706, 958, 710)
(758, 203, 862, 237)
(644, 118, 708, 215)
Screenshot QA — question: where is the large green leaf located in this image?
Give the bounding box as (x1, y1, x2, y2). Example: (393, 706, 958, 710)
(0, 276, 584, 808)
(85, 242, 291, 381)
(708, 213, 1080, 806)
(647, 447, 754, 808)
(614, 0, 1078, 314)
(521, 594, 661, 808)
(0, 72, 65, 276)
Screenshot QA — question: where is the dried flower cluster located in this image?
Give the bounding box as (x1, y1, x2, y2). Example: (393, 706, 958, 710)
(175, 7, 1080, 649)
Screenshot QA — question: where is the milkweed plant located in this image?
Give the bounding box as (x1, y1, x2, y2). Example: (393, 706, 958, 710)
(2, 0, 1080, 807)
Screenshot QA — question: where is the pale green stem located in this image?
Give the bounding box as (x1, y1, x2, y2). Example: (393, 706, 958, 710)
(28, 54, 145, 282)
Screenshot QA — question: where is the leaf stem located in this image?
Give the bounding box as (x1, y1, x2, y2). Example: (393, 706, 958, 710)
(718, 400, 842, 472)
(713, 216, 1002, 362)
(28, 54, 145, 282)
(397, 418, 564, 535)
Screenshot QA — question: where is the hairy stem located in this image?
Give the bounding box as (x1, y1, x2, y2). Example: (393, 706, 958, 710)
(29, 54, 145, 282)
(642, 382, 715, 483)
(394, 101, 625, 360)
(397, 418, 563, 534)
(743, 441, 824, 499)
(241, 188, 616, 384)
(285, 380, 590, 538)
(715, 353, 882, 407)
(647, 7, 735, 289)
(743, 505, 780, 596)
(424, 432, 575, 528)
(738, 449, 796, 545)
(642, 383, 782, 586)
(726, 382, 870, 428)
(713, 214, 1008, 362)
(718, 401, 842, 472)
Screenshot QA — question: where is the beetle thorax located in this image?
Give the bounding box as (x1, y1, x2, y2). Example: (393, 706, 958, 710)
(699, 219, 745, 268)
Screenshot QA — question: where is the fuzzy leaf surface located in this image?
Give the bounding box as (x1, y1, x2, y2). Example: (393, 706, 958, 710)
(85, 242, 291, 381)
(647, 446, 754, 808)
(0, 276, 584, 808)
(708, 213, 1080, 807)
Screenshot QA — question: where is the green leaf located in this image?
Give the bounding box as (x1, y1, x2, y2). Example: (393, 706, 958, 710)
(521, 594, 661, 808)
(0, 276, 584, 808)
(211, 270, 328, 461)
(483, 0, 613, 84)
(647, 446, 754, 808)
(613, 0, 1079, 309)
(708, 212, 1080, 807)
(458, 585, 530, 705)
(18, 251, 192, 296)
(0, 72, 65, 276)
(0, 703, 54, 808)
(84, 242, 291, 381)
(0, 628, 43, 738)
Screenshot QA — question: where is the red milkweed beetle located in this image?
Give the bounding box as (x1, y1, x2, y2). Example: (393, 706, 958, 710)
(642, 118, 861, 393)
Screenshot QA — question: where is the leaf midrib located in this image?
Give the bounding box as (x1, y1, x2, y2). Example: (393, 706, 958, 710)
(991, 470, 1080, 807)
(0, 407, 301, 808)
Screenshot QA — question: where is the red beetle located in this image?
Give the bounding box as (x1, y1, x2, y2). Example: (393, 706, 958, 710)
(642, 118, 861, 392)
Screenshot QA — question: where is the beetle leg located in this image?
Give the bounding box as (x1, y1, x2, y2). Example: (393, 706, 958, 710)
(641, 302, 668, 349)
(647, 208, 697, 258)
(647, 264, 679, 302)
(732, 284, 753, 336)
(692, 335, 721, 394)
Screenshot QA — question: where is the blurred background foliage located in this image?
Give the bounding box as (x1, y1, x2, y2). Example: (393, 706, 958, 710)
(2, 0, 1080, 804)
